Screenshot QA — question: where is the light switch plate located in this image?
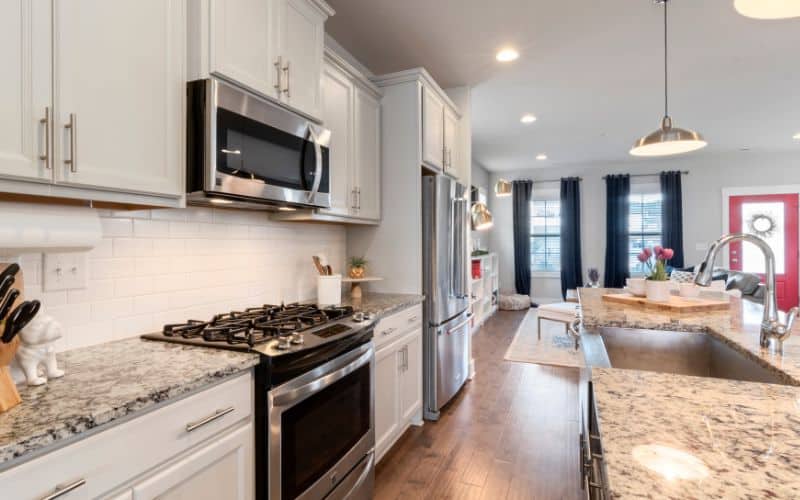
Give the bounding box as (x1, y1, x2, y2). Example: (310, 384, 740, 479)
(43, 252, 88, 291)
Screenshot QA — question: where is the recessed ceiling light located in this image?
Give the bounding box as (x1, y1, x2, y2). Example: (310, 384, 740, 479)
(536, 154, 548, 161)
(793, 132, 800, 140)
(520, 114, 537, 124)
(496, 48, 519, 62)
(734, 0, 800, 19)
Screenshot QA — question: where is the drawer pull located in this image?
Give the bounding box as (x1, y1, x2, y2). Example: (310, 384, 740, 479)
(41, 478, 86, 500)
(185, 406, 235, 433)
(381, 327, 397, 336)
(408, 315, 419, 322)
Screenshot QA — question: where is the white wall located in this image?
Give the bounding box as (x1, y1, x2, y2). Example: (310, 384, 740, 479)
(3, 204, 345, 352)
(489, 151, 800, 301)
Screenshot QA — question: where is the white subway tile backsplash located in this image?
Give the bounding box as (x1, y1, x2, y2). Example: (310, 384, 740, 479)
(13, 206, 344, 352)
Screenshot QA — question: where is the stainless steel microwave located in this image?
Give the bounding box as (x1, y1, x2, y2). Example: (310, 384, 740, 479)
(186, 78, 331, 210)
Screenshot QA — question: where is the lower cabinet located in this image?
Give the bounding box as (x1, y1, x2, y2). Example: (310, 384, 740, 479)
(374, 324, 423, 463)
(0, 372, 254, 500)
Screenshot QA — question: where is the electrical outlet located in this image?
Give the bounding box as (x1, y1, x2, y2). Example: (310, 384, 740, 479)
(43, 252, 88, 291)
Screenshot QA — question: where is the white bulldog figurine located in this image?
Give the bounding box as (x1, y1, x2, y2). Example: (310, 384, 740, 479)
(15, 315, 64, 386)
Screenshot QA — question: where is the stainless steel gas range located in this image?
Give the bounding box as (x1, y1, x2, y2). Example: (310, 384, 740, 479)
(142, 304, 375, 500)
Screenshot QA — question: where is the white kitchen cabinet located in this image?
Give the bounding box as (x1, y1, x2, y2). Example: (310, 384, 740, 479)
(0, 0, 51, 183)
(422, 85, 445, 171)
(206, 0, 276, 99)
(131, 423, 253, 500)
(0, 373, 253, 500)
(443, 105, 459, 177)
(53, 0, 184, 198)
(374, 305, 423, 463)
(353, 85, 381, 220)
(319, 58, 354, 217)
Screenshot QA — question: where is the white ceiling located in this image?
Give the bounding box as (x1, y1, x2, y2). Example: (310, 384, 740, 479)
(325, 0, 800, 171)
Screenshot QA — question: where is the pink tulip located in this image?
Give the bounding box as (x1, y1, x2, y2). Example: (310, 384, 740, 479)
(653, 245, 663, 258)
(637, 251, 649, 263)
(662, 248, 674, 260)
(642, 247, 653, 258)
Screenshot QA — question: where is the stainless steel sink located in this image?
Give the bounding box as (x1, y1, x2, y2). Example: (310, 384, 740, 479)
(596, 327, 786, 385)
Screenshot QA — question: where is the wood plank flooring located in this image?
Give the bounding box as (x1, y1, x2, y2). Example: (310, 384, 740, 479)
(375, 310, 583, 500)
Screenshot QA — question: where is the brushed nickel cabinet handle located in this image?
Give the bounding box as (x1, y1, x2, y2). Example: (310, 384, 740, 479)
(274, 56, 283, 94)
(408, 315, 419, 323)
(64, 113, 77, 173)
(40, 107, 51, 169)
(282, 60, 291, 97)
(40, 478, 86, 500)
(357, 187, 361, 210)
(185, 406, 235, 432)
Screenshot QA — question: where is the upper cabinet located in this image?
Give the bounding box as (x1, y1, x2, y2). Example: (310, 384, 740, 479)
(191, 0, 333, 121)
(276, 47, 382, 224)
(443, 106, 459, 176)
(422, 86, 445, 171)
(0, 0, 185, 207)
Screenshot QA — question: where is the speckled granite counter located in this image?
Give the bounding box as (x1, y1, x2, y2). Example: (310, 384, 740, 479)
(0, 338, 259, 470)
(341, 292, 424, 319)
(579, 287, 800, 498)
(592, 368, 800, 499)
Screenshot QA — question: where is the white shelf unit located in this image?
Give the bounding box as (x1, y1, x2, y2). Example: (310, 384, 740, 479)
(470, 252, 499, 334)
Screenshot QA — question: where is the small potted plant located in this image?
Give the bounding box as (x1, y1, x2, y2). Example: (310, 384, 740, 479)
(348, 256, 368, 279)
(637, 245, 674, 302)
(587, 268, 600, 288)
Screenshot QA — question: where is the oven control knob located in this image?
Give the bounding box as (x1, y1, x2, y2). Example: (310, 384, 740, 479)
(276, 336, 291, 350)
(290, 333, 304, 345)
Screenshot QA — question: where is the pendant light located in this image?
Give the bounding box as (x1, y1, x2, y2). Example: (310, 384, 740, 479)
(734, 0, 800, 19)
(471, 202, 493, 230)
(494, 179, 512, 197)
(630, 0, 707, 157)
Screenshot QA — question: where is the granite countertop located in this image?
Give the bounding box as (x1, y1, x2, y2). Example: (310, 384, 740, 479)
(0, 338, 260, 470)
(341, 292, 424, 319)
(592, 368, 800, 499)
(579, 287, 800, 498)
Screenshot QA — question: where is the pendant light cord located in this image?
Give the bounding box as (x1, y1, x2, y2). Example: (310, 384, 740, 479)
(663, 0, 669, 118)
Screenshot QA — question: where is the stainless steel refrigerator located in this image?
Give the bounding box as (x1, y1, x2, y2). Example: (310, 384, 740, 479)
(422, 175, 471, 421)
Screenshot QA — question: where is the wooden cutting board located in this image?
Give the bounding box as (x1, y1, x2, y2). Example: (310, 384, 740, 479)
(602, 292, 731, 313)
(0, 263, 23, 413)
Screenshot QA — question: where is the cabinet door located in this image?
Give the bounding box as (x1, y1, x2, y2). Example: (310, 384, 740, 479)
(374, 344, 401, 461)
(443, 106, 459, 178)
(131, 423, 254, 500)
(53, 0, 184, 197)
(0, 0, 52, 182)
(354, 86, 381, 220)
(399, 330, 423, 424)
(319, 60, 353, 217)
(274, 0, 325, 119)
(209, 0, 276, 100)
(421, 85, 444, 170)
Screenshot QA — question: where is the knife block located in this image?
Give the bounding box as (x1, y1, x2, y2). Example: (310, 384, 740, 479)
(0, 263, 23, 413)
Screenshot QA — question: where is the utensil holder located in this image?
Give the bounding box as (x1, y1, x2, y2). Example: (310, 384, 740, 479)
(317, 274, 342, 307)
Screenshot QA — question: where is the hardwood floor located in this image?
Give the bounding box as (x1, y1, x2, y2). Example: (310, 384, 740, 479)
(375, 310, 583, 500)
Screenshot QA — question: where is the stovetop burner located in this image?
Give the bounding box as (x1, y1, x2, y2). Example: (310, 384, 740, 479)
(159, 303, 354, 348)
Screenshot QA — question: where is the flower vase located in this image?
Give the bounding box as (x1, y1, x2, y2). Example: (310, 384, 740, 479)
(645, 280, 671, 302)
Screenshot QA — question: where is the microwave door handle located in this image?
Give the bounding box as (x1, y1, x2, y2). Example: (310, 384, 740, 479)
(306, 126, 323, 203)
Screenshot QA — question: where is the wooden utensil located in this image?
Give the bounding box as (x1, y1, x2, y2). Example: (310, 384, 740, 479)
(0, 263, 23, 413)
(312, 256, 327, 275)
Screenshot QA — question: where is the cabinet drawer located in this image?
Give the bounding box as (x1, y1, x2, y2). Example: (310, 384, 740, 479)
(1, 372, 253, 500)
(374, 304, 422, 350)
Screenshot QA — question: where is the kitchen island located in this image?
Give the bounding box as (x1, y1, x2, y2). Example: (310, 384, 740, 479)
(580, 287, 800, 498)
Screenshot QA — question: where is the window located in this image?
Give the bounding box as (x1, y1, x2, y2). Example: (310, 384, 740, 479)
(530, 200, 561, 272)
(628, 193, 663, 274)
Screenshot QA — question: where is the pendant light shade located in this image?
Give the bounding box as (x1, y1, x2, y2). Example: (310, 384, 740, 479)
(630, 116, 707, 156)
(630, 0, 707, 157)
(734, 0, 800, 19)
(471, 202, 493, 231)
(494, 179, 512, 197)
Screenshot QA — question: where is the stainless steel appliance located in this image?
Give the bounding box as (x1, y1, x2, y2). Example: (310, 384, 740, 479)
(142, 304, 375, 500)
(186, 78, 331, 210)
(422, 175, 471, 421)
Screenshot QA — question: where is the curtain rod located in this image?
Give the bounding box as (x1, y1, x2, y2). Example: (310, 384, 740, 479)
(511, 177, 583, 184)
(602, 170, 689, 180)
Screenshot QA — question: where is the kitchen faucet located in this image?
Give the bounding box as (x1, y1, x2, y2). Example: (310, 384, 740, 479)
(694, 233, 799, 349)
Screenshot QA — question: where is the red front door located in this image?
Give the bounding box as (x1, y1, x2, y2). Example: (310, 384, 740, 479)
(729, 193, 799, 310)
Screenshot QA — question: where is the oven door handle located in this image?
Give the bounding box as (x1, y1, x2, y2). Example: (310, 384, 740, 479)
(327, 450, 375, 500)
(306, 125, 323, 203)
(271, 344, 372, 407)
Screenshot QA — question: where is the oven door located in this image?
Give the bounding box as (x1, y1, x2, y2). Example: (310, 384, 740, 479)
(268, 342, 374, 500)
(200, 79, 331, 208)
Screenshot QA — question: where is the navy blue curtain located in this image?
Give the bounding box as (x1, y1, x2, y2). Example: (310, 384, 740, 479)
(660, 171, 685, 268)
(604, 174, 630, 288)
(512, 180, 533, 296)
(560, 177, 583, 299)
